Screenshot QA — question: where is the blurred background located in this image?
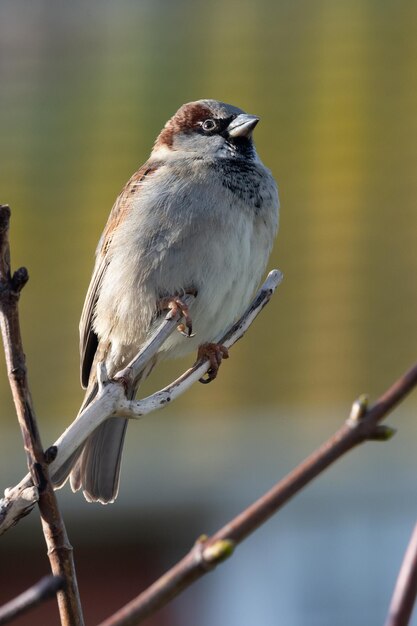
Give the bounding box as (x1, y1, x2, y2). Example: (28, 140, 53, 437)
(1, 0, 417, 624)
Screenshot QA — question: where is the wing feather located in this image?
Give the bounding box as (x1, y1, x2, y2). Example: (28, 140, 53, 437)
(79, 160, 161, 387)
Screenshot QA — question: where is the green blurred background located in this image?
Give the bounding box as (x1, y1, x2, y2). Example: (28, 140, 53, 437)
(1, 1, 417, 625)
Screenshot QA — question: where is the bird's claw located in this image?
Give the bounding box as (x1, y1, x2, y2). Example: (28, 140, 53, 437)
(197, 343, 229, 384)
(177, 323, 196, 338)
(159, 295, 194, 337)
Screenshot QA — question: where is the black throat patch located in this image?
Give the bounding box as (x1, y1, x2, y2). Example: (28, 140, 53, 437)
(210, 159, 265, 212)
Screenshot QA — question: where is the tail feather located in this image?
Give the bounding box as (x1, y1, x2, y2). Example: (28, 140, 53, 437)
(70, 417, 128, 503)
(53, 357, 156, 503)
(51, 382, 99, 488)
(52, 446, 84, 489)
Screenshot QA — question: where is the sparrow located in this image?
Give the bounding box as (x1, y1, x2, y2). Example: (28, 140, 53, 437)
(53, 99, 279, 504)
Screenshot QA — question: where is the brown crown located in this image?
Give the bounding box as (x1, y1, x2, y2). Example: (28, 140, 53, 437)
(154, 102, 212, 149)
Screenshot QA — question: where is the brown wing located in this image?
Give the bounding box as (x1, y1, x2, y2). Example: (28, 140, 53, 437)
(79, 253, 107, 388)
(79, 160, 161, 388)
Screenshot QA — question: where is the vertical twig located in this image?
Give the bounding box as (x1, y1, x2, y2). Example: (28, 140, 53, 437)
(385, 520, 417, 626)
(0, 205, 84, 626)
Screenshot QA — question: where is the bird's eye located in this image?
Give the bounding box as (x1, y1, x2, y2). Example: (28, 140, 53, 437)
(201, 119, 216, 132)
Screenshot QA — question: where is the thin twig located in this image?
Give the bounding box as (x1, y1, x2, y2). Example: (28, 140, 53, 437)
(97, 361, 417, 626)
(0, 205, 84, 626)
(119, 269, 283, 418)
(385, 520, 417, 626)
(0, 575, 65, 625)
(0, 203, 415, 625)
(50, 270, 282, 468)
(0, 270, 283, 534)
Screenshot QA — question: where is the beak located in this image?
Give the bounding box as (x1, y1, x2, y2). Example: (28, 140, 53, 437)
(227, 114, 259, 139)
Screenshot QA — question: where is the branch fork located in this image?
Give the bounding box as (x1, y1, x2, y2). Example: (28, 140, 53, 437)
(0, 269, 284, 534)
(2, 201, 417, 626)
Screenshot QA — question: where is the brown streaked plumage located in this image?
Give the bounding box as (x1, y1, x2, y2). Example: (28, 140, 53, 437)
(100, 162, 161, 255)
(79, 161, 161, 388)
(52, 99, 279, 504)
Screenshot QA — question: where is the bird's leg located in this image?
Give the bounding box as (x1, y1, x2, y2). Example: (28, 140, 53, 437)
(197, 343, 229, 384)
(158, 290, 197, 337)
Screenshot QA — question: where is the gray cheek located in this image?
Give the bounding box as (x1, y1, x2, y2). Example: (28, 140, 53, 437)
(173, 133, 224, 158)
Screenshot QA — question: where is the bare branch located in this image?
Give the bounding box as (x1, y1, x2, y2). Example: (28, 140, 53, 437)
(0, 575, 65, 625)
(113, 291, 196, 388)
(49, 291, 198, 469)
(385, 520, 417, 626)
(97, 361, 417, 626)
(1, 203, 416, 626)
(119, 270, 283, 419)
(0, 483, 38, 532)
(0, 205, 84, 626)
(0, 270, 283, 534)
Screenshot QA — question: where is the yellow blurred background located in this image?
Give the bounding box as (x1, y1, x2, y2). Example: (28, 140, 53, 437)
(1, 1, 417, 625)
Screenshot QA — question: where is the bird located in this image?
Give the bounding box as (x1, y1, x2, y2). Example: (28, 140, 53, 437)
(52, 99, 279, 504)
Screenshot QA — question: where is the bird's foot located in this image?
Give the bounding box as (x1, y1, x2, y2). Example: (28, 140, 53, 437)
(158, 293, 195, 337)
(197, 343, 229, 384)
